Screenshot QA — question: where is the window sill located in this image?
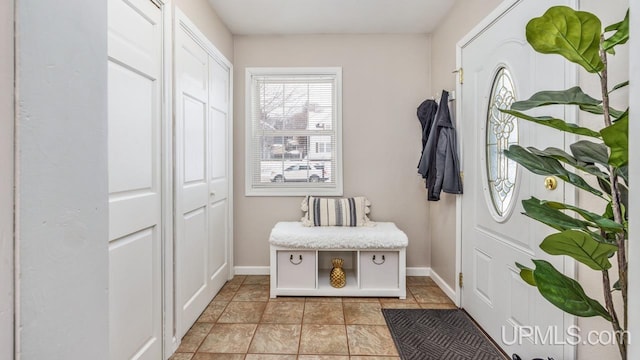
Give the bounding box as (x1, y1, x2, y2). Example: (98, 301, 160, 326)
(245, 186, 343, 197)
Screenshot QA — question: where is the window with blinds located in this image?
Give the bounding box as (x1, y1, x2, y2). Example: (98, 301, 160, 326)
(245, 67, 343, 196)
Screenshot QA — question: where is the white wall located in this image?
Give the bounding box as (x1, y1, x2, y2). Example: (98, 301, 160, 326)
(233, 34, 431, 270)
(15, 0, 109, 358)
(0, 0, 14, 358)
(429, 0, 503, 287)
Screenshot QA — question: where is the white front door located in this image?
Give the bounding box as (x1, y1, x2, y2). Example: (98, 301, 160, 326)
(459, 0, 574, 358)
(107, 0, 163, 358)
(174, 14, 232, 340)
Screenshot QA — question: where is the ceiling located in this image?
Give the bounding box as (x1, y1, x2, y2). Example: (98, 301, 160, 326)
(207, 0, 455, 35)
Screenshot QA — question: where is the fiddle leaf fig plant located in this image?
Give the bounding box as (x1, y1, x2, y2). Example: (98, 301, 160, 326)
(501, 6, 629, 359)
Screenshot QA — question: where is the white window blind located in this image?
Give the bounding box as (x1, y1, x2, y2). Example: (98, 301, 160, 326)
(245, 67, 343, 196)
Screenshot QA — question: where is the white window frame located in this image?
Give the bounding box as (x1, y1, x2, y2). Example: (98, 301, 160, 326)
(245, 67, 343, 196)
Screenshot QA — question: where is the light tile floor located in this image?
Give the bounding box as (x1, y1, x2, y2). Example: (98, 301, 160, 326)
(170, 275, 456, 360)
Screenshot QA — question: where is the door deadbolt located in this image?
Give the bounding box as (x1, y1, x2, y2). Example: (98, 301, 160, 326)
(544, 176, 558, 190)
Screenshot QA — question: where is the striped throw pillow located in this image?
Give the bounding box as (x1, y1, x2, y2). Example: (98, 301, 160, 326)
(301, 196, 373, 227)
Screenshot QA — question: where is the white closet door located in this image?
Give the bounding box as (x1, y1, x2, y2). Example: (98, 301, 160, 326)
(174, 17, 232, 339)
(207, 58, 230, 289)
(107, 0, 163, 359)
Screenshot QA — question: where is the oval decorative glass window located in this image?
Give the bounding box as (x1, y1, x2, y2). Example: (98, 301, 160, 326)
(486, 67, 518, 217)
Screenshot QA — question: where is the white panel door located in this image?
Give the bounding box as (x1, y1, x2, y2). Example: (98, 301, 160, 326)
(107, 0, 162, 359)
(174, 19, 232, 340)
(460, 0, 573, 358)
(207, 58, 230, 285)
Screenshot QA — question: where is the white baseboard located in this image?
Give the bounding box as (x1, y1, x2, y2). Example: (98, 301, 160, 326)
(234, 265, 457, 304)
(406, 267, 431, 277)
(236, 266, 433, 277)
(429, 269, 457, 303)
(234, 266, 270, 275)
(233, 266, 431, 276)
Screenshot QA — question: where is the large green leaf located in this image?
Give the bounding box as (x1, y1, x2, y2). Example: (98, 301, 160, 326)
(603, 9, 629, 52)
(528, 147, 576, 163)
(526, 6, 603, 73)
(598, 177, 612, 196)
(504, 146, 603, 196)
(504, 86, 624, 118)
(614, 109, 629, 122)
(522, 197, 596, 233)
(570, 140, 609, 166)
(600, 113, 628, 167)
(528, 146, 609, 180)
(604, 200, 629, 229)
(579, 164, 611, 181)
(613, 280, 622, 291)
(598, 179, 629, 215)
(532, 260, 612, 320)
(510, 87, 601, 111)
(617, 166, 628, 185)
(620, 185, 629, 213)
(516, 263, 537, 286)
(543, 201, 624, 232)
(501, 109, 601, 138)
(610, 81, 629, 93)
(615, 108, 629, 121)
(540, 230, 618, 270)
(578, 104, 625, 119)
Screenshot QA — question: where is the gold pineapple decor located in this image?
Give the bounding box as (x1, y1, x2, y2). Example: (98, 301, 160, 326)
(330, 258, 346, 288)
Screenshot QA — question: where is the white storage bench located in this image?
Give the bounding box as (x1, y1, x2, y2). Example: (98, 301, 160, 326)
(269, 221, 408, 299)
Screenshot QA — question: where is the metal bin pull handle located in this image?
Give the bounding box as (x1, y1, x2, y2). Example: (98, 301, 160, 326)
(290, 254, 303, 265)
(372, 254, 385, 265)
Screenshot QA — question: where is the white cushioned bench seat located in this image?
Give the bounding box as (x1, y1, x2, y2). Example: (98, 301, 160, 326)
(269, 221, 408, 249)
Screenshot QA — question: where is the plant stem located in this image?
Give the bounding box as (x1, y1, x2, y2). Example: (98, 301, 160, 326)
(602, 269, 626, 359)
(599, 34, 628, 359)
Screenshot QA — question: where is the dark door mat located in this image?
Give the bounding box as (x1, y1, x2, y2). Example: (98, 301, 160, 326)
(382, 308, 507, 360)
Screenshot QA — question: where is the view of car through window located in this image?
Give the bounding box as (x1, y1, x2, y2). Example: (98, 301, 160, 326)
(270, 163, 327, 183)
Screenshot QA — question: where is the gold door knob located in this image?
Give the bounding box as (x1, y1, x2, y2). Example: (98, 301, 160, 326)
(544, 176, 558, 190)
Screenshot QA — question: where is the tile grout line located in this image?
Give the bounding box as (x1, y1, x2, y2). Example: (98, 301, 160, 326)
(296, 298, 306, 357)
(244, 289, 269, 356)
(342, 299, 350, 357)
(200, 299, 227, 354)
(193, 277, 243, 356)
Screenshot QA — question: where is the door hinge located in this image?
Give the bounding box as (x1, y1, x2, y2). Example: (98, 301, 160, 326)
(453, 68, 463, 84)
(459, 272, 464, 288)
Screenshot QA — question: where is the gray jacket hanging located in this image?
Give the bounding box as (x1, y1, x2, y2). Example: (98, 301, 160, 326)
(417, 91, 463, 201)
(416, 99, 438, 168)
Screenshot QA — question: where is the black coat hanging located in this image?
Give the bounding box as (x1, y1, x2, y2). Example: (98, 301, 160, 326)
(417, 91, 463, 201)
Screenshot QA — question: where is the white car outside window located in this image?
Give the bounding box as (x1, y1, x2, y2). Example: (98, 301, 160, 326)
(271, 164, 326, 183)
